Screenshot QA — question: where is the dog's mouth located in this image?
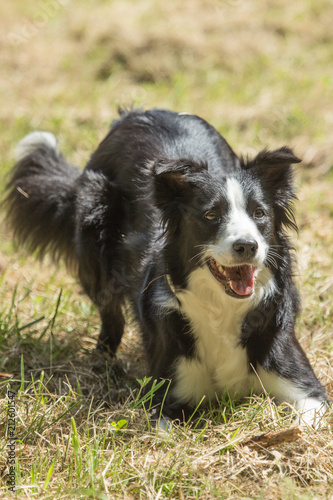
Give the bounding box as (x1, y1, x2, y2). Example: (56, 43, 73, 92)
(208, 258, 258, 299)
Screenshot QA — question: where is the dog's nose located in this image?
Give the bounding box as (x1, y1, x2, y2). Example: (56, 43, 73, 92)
(233, 238, 258, 259)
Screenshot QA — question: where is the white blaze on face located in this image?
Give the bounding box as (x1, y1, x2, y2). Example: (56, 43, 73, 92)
(214, 178, 268, 266)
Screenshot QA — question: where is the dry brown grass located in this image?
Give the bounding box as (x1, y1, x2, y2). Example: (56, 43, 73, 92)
(0, 0, 333, 498)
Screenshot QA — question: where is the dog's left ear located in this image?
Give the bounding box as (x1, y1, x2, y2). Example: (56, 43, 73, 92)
(241, 147, 301, 187)
(242, 147, 301, 231)
(153, 158, 207, 212)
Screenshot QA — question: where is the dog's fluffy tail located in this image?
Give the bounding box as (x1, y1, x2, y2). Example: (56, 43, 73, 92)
(5, 131, 81, 267)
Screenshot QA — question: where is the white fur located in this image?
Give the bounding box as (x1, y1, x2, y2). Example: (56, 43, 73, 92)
(171, 265, 275, 406)
(15, 131, 58, 161)
(296, 398, 328, 427)
(212, 178, 268, 267)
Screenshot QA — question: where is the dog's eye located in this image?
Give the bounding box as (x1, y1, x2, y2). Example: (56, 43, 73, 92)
(203, 210, 219, 221)
(253, 208, 265, 219)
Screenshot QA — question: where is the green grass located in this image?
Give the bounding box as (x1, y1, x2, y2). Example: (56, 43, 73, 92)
(1, 0, 333, 498)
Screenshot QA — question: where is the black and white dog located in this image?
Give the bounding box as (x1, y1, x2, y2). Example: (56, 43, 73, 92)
(5, 108, 328, 426)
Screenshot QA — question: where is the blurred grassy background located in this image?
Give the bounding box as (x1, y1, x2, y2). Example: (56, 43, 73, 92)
(0, 1, 333, 498)
(1, 0, 333, 164)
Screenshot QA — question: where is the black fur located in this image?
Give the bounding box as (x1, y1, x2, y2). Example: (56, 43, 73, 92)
(5, 108, 327, 421)
(5, 144, 80, 267)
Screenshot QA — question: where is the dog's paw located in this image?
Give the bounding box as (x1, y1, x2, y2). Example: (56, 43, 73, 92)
(148, 409, 173, 434)
(295, 399, 329, 429)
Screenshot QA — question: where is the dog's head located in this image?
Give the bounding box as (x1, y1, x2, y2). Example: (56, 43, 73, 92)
(153, 148, 301, 298)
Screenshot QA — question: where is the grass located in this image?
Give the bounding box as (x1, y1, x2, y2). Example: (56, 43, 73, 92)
(0, 0, 333, 498)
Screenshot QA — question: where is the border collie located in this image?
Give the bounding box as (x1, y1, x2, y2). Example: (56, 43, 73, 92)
(5, 108, 328, 426)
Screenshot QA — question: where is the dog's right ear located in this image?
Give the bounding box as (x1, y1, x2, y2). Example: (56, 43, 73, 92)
(153, 159, 207, 213)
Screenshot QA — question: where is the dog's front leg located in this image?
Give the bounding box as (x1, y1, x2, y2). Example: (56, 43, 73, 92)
(255, 337, 329, 427)
(139, 289, 196, 425)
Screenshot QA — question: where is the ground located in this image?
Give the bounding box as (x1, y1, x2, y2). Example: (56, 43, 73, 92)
(0, 0, 333, 498)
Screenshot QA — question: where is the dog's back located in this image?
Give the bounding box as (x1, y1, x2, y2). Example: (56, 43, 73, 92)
(85, 108, 240, 186)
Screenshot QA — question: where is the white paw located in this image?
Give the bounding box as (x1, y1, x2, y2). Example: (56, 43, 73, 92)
(148, 409, 173, 434)
(295, 399, 329, 429)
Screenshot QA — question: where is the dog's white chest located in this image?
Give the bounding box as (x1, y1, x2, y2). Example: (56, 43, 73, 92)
(172, 267, 258, 406)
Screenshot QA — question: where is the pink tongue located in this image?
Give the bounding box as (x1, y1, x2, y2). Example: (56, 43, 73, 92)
(225, 266, 257, 296)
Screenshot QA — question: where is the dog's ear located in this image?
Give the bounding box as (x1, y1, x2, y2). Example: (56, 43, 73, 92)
(241, 147, 301, 185)
(153, 158, 207, 211)
(241, 147, 301, 231)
